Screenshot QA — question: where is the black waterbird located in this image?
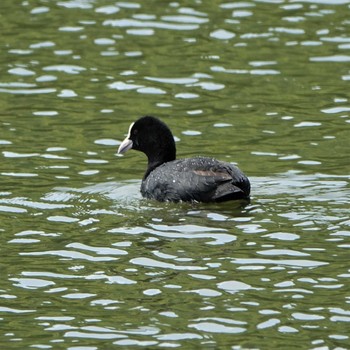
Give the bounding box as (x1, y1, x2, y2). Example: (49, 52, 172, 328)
(118, 116, 250, 203)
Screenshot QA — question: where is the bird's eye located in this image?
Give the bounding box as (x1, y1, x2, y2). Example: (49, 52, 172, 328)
(133, 129, 138, 135)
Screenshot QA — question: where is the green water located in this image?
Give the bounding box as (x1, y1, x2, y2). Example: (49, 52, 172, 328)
(1, 1, 350, 349)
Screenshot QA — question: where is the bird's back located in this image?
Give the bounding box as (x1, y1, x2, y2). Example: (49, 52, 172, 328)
(141, 157, 250, 203)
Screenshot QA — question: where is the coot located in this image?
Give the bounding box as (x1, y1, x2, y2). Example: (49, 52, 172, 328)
(118, 116, 250, 202)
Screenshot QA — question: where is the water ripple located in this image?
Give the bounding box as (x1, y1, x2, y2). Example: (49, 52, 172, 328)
(231, 258, 328, 268)
(104, 19, 199, 31)
(1, 1, 350, 348)
(189, 321, 245, 334)
(131, 257, 206, 271)
(20, 250, 118, 262)
(43, 64, 86, 74)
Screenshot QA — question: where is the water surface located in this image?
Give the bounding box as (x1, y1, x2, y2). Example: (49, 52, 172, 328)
(1, 0, 350, 349)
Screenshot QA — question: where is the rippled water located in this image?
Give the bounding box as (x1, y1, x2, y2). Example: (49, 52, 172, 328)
(1, 0, 350, 349)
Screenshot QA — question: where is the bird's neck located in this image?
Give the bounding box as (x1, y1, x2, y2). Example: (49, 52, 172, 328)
(144, 145, 176, 179)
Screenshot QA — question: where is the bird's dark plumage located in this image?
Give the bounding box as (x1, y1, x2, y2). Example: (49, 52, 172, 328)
(118, 116, 250, 203)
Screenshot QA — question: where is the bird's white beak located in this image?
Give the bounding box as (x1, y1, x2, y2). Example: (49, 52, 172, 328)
(117, 137, 133, 154)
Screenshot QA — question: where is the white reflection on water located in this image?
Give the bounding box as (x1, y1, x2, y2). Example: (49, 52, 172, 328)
(230, 258, 328, 268)
(217, 280, 258, 293)
(189, 321, 245, 334)
(131, 257, 206, 271)
(103, 19, 199, 30)
(20, 250, 118, 262)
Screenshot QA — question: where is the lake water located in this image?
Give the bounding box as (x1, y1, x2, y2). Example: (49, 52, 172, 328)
(1, 0, 350, 349)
